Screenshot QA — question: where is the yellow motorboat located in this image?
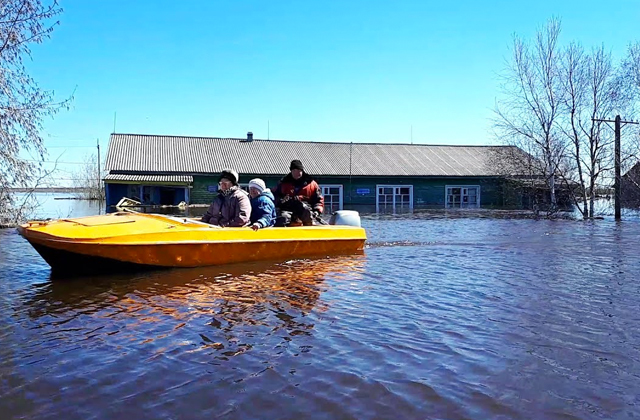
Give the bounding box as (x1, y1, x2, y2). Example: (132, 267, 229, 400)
(17, 211, 367, 274)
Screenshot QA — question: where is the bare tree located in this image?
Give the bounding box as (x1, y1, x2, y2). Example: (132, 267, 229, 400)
(558, 43, 588, 216)
(622, 42, 640, 91)
(557, 44, 625, 218)
(619, 41, 640, 166)
(72, 153, 105, 200)
(495, 18, 568, 213)
(496, 20, 640, 218)
(0, 0, 70, 224)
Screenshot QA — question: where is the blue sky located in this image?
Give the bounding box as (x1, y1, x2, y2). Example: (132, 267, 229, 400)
(26, 0, 640, 184)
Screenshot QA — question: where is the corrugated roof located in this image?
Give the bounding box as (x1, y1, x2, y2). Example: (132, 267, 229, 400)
(105, 133, 524, 177)
(104, 174, 193, 183)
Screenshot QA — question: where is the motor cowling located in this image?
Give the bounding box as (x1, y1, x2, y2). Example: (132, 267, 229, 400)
(329, 210, 361, 227)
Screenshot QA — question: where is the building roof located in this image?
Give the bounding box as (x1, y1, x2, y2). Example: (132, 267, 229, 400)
(105, 133, 524, 177)
(623, 161, 640, 179)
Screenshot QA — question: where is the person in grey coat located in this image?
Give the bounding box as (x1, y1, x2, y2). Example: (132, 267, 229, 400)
(201, 169, 251, 227)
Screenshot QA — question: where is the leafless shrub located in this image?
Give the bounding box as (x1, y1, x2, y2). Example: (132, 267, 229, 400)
(71, 153, 105, 200)
(0, 1, 71, 224)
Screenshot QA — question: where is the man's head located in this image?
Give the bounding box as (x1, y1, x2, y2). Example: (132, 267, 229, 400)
(290, 160, 304, 180)
(219, 169, 239, 191)
(248, 178, 266, 199)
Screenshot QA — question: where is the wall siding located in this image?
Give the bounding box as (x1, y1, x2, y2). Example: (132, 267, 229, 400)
(192, 174, 284, 205)
(103, 174, 507, 208)
(171, 174, 508, 209)
(313, 176, 505, 209)
(105, 182, 190, 206)
(105, 183, 130, 206)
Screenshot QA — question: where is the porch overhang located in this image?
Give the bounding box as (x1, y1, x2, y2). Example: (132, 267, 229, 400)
(104, 174, 193, 186)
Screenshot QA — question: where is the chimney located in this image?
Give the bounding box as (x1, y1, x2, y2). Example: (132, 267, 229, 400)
(247, 131, 253, 142)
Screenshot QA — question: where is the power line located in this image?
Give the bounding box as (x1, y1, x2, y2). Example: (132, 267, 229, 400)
(18, 158, 90, 165)
(46, 145, 96, 148)
(48, 178, 103, 181)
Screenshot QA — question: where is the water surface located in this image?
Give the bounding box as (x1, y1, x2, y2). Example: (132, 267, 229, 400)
(1, 201, 639, 419)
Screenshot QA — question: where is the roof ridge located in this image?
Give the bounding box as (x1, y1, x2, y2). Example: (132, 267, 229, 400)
(111, 133, 510, 148)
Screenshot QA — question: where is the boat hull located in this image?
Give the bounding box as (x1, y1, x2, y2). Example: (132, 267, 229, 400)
(28, 241, 162, 275)
(17, 213, 367, 273)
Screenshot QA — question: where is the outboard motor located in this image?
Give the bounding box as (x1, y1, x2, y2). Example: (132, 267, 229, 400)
(329, 210, 361, 227)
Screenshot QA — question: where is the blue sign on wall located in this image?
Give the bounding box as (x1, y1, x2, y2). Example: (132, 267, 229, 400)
(356, 188, 370, 195)
(207, 185, 218, 193)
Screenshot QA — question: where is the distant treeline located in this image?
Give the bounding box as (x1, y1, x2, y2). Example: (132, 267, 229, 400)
(8, 187, 89, 193)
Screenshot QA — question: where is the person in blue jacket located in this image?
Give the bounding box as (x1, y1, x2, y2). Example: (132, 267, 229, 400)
(247, 178, 276, 231)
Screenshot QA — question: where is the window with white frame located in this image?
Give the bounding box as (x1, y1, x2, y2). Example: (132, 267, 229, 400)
(320, 185, 343, 214)
(376, 185, 413, 212)
(445, 185, 480, 208)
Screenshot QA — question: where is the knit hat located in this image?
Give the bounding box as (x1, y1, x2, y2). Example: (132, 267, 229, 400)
(219, 169, 239, 185)
(290, 159, 304, 171)
(248, 178, 266, 193)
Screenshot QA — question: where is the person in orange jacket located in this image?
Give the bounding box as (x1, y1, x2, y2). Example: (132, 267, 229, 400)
(273, 160, 324, 226)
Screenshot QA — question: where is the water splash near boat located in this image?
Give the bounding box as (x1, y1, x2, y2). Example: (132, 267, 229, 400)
(365, 240, 438, 248)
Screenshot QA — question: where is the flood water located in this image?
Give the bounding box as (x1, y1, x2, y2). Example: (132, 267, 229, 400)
(1, 197, 640, 419)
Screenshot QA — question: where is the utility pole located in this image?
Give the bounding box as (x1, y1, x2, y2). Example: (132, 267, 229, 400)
(592, 115, 639, 220)
(349, 142, 353, 206)
(615, 116, 621, 220)
(97, 138, 101, 198)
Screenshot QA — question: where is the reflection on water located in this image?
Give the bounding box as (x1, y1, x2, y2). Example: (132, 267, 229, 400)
(26, 256, 365, 338)
(1, 246, 367, 419)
